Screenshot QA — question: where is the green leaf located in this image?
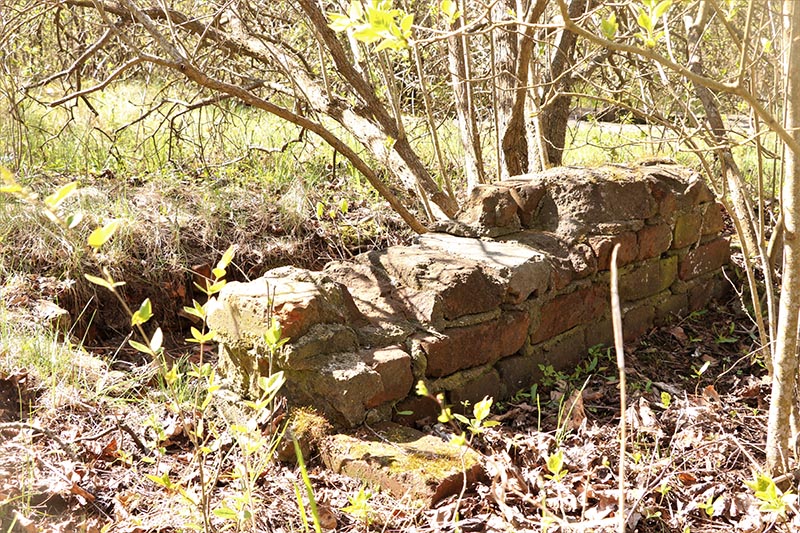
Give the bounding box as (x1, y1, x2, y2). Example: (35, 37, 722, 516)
(316, 201, 325, 219)
(352, 24, 382, 44)
(473, 397, 493, 421)
(84, 273, 125, 291)
(636, 9, 653, 33)
(437, 407, 453, 423)
(87, 220, 120, 249)
(44, 181, 79, 209)
(400, 13, 414, 34)
(415, 380, 429, 397)
(213, 506, 239, 521)
(348, 0, 364, 21)
(215, 244, 237, 272)
(653, 0, 672, 19)
(450, 433, 466, 446)
(132, 298, 153, 326)
(264, 318, 284, 347)
(182, 301, 206, 320)
(339, 198, 349, 214)
(328, 12, 352, 32)
(187, 326, 215, 344)
(129, 339, 154, 355)
(601, 13, 618, 39)
(440, 0, 460, 24)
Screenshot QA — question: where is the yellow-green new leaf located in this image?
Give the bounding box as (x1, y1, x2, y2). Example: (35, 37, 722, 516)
(328, 12, 352, 32)
(601, 13, 618, 39)
(88, 220, 120, 249)
(653, 0, 672, 19)
(132, 298, 153, 326)
(66, 212, 83, 229)
(129, 339, 154, 355)
(44, 181, 78, 209)
(84, 273, 125, 291)
(187, 327, 215, 344)
(216, 244, 237, 271)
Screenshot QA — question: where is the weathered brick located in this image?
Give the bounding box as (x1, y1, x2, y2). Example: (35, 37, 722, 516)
(541, 327, 588, 372)
(585, 317, 614, 350)
(623, 304, 655, 341)
(655, 292, 688, 325)
(637, 223, 673, 260)
(363, 346, 414, 408)
(648, 177, 678, 218)
(506, 181, 547, 227)
(679, 238, 731, 280)
(672, 211, 703, 249)
(366, 247, 504, 323)
(700, 202, 725, 235)
(684, 179, 715, 205)
(496, 353, 544, 397)
(420, 311, 530, 377)
(393, 395, 440, 426)
(619, 256, 677, 302)
(532, 285, 608, 343)
(589, 232, 638, 270)
(449, 370, 502, 413)
(457, 185, 520, 230)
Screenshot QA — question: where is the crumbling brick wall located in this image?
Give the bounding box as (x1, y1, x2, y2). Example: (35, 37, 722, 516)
(208, 164, 730, 427)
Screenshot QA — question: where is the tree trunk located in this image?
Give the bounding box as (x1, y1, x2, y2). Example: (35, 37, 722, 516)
(495, 0, 548, 178)
(531, 0, 585, 168)
(766, 0, 800, 475)
(448, 15, 485, 189)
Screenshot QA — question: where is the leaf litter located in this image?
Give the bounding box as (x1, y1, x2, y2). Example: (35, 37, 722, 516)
(0, 290, 797, 532)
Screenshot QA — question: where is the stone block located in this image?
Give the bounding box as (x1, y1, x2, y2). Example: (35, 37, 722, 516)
(684, 179, 715, 205)
(418, 311, 530, 377)
(457, 185, 521, 234)
(448, 369, 502, 413)
(207, 267, 364, 346)
(418, 233, 553, 304)
(584, 317, 614, 350)
(622, 304, 655, 341)
(541, 327, 588, 372)
(393, 395, 441, 427)
(647, 175, 678, 219)
(364, 246, 504, 323)
(286, 352, 383, 427)
(589, 232, 638, 270)
(504, 180, 547, 227)
(531, 285, 608, 344)
(655, 292, 688, 325)
(363, 346, 414, 408)
(679, 238, 731, 280)
(321, 423, 484, 507)
(619, 256, 677, 302)
(283, 323, 359, 369)
(672, 211, 703, 249)
(637, 223, 673, 260)
(496, 353, 544, 397)
(700, 202, 725, 235)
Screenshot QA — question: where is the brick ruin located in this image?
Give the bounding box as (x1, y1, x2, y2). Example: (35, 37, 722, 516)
(207, 164, 731, 428)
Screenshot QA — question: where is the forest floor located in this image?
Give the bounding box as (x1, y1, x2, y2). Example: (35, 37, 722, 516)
(1, 267, 794, 533)
(0, 179, 794, 532)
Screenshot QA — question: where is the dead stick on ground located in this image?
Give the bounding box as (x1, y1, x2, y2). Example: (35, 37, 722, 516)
(610, 243, 627, 533)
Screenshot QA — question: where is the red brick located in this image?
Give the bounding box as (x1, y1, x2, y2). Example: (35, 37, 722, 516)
(420, 311, 530, 377)
(648, 178, 678, 218)
(700, 202, 725, 235)
(637, 224, 673, 260)
(363, 346, 414, 408)
(679, 238, 731, 280)
(589, 232, 638, 270)
(672, 211, 703, 249)
(532, 286, 608, 343)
